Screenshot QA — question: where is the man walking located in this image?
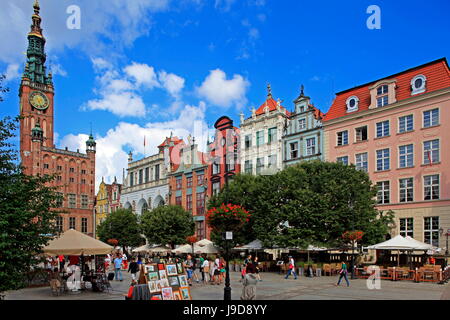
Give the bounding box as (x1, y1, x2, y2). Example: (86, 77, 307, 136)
(114, 255, 123, 281)
(128, 257, 139, 281)
(284, 256, 298, 280)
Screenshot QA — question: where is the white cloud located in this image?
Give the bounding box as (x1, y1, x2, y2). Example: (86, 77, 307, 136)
(158, 71, 185, 98)
(0, 0, 172, 64)
(86, 92, 147, 118)
(214, 0, 236, 11)
(60, 102, 210, 191)
(84, 58, 187, 117)
(124, 62, 159, 89)
(197, 69, 249, 109)
(5, 63, 20, 82)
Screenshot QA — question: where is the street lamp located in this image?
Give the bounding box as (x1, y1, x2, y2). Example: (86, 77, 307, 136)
(223, 231, 233, 300)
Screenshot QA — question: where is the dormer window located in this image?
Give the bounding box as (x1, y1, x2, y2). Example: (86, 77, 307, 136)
(377, 85, 389, 107)
(411, 75, 426, 95)
(346, 96, 359, 112)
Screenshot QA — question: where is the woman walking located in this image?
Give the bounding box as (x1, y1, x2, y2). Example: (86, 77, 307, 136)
(241, 263, 258, 300)
(336, 261, 350, 287)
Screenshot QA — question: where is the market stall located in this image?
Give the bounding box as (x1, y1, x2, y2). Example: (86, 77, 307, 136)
(43, 229, 114, 293)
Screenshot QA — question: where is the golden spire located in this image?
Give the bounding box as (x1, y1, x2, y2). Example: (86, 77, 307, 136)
(33, 0, 40, 15)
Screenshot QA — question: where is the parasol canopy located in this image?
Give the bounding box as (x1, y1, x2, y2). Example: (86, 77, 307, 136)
(132, 244, 171, 253)
(43, 229, 113, 255)
(233, 239, 263, 250)
(366, 235, 440, 251)
(172, 239, 219, 254)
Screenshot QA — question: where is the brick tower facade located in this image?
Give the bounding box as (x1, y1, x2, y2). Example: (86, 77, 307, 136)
(19, 1, 96, 237)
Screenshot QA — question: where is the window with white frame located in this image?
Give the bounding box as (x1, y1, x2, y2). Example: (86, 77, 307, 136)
(423, 139, 439, 164)
(398, 115, 414, 133)
(355, 126, 368, 142)
(337, 156, 349, 165)
(423, 109, 439, 128)
(355, 153, 368, 172)
(69, 217, 76, 230)
(81, 195, 89, 209)
(424, 175, 439, 200)
(256, 158, 264, 174)
(346, 96, 359, 112)
(298, 118, 306, 130)
(376, 181, 390, 204)
(68, 194, 76, 208)
(399, 178, 414, 203)
(81, 218, 88, 234)
(56, 192, 64, 208)
(245, 135, 252, 149)
(256, 131, 264, 146)
(399, 218, 414, 237)
(186, 194, 192, 211)
(376, 120, 390, 138)
(377, 85, 389, 107)
(244, 160, 252, 174)
(212, 181, 221, 196)
(213, 159, 221, 174)
(268, 155, 277, 168)
(56, 216, 63, 232)
(176, 177, 182, 190)
(424, 216, 439, 247)
(376, 149, 390, 171)
(337, 131, 348, 146)
(411, 74, 427, 95)
(268, 127, 277, 143)
(290, 142, 299, 159)
(399, 144, 414, 168)
(306, 138, 316, 156)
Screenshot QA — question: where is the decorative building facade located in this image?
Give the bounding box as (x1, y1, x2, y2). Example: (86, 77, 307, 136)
(95, 177, 122, 229)
(169, 139, 210, 240)
(95, 178, 112, 228)
(239, 85, 290, 175)
(120, 136, 183, 215)
(208, 116, 241, 197)
(323, 58, 450, 249)
(282, 86, 324, 167)
(19, 1, 96, 236)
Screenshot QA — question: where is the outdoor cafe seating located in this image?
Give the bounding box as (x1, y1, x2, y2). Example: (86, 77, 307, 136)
(43, 229, 114, 295)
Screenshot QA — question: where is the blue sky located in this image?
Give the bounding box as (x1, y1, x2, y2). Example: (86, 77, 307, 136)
(1, 0, 449, 189)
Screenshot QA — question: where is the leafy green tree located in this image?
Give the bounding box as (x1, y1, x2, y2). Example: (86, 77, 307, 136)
(141, 205, 195, 249)
(0, 117, 61, 295)
(211, 161, 394, 249)
(0, 74, 9, 102)
(97, 208, 144, 251)
(207, 174, 269, 246)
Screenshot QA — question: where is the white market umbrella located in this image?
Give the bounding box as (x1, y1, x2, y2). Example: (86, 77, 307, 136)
(233, 240, 263, 251)
(366, 235, 417, 250)
(43, 229, 113, 255)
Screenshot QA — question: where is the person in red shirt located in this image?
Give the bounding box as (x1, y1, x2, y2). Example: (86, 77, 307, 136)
(124, 280, 137, 300)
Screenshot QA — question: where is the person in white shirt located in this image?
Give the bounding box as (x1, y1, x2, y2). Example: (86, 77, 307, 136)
(213, 256, 221, 285)
(284, 256, 298, 280)
(201, 258, 210, 284)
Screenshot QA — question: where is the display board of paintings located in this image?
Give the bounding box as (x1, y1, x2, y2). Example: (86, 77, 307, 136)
(144, 261, 192, 300)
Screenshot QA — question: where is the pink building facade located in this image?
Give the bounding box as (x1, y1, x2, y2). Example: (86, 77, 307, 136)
(323, 58, 450, 250)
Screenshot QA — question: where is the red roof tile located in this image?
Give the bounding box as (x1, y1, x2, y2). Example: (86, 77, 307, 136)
(255, 97, 290, 116)
(323, 58, 450, 122)
(158, 136, 183, 148)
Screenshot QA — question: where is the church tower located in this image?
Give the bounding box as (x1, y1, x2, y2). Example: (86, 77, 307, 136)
(19, 0, 55, 174)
